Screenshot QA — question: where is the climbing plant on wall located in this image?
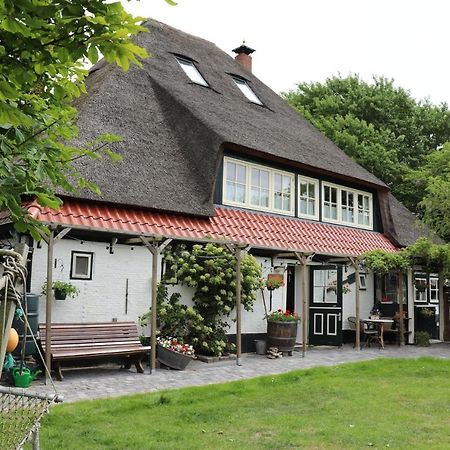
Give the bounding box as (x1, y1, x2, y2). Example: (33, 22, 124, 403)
(161, 242, 263, 356)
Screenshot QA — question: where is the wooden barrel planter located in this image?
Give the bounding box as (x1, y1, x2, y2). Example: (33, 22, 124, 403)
(267, 321, 298, 354)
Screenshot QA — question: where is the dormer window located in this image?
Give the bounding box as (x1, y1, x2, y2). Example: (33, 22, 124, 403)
(232, 77, 263, 105)
(176, 57, 209, 87)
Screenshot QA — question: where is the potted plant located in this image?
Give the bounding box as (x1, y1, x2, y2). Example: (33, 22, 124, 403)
(266, 309, 300, 355)
(414, 280, 429, 292)
(157, 337, 195, 370)
(41, 281, 79, 300)
(266, 274, 284, 291)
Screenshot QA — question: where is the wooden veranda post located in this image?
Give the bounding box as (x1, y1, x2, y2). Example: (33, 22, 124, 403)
(140, 237, 172, 373)
(398, 271, 405, 346)
(295, 253, 310, 358)
(235, 246, 242, 366)
(45, 230, 54, 384)
(39, 226, 71, 384)
(350, 257, 361, 350)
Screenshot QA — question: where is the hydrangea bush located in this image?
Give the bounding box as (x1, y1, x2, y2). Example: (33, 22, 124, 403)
(158, 243, 262, 356)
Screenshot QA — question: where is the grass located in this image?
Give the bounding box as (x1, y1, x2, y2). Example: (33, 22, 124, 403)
(37, 357, 450, 449)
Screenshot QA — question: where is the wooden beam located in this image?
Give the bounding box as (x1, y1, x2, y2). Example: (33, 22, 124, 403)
(294, 252, 310, 358)
(45, 230, 54, 384)
(55, 227, 72, 241)
(235, 246, 242, 366)
(398, 271, 405, 346)
(139, 236, 171, 374)
(349, 257, 361, 350)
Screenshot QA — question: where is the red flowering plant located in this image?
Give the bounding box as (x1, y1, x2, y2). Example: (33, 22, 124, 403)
(157, 337, 195, 356)
(265, 274, 285, 291)
(266, 309, 300, 322)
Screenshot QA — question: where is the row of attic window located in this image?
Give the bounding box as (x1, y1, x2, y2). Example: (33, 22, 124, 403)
(176, 56, 263, 106)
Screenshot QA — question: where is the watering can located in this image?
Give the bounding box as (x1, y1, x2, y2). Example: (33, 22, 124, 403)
(11, 367, 41, 388)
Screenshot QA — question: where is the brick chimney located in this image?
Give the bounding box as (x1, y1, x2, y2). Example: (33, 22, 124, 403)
(232, 43, 255, 73)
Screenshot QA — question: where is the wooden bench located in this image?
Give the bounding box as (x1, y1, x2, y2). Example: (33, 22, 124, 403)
(38, 322, 151, 381)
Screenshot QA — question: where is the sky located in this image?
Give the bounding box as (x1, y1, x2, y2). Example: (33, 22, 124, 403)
(123, 0, 450, 105)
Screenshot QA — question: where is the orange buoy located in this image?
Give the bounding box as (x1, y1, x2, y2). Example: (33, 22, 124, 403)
(6, 328, 19, 352)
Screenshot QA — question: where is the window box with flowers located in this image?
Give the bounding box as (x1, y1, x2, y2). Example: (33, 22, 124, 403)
(266, 309, 300, 355)
(157, 337, 195, 370)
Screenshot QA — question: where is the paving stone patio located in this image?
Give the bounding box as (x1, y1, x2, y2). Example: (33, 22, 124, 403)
(16, 343, 450, 403)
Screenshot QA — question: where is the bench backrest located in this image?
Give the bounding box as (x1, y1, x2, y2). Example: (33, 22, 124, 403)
(38, 322, 141, 349)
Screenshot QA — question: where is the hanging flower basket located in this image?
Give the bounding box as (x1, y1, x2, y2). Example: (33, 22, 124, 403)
(414, 281, 429, 292)
(266, 274, 284, 291)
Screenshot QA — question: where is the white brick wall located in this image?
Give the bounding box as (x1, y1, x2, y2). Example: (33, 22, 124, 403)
(31, 239, 152, 324)
(31, 239, 374, 336)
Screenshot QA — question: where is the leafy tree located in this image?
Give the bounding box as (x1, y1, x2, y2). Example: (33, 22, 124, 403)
(407, 144, 450, 242)
(283, 75, 450, 213)
(0, 0, 152, 239)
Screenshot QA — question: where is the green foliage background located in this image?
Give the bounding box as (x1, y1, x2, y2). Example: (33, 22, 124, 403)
(284, 75, 450, 241)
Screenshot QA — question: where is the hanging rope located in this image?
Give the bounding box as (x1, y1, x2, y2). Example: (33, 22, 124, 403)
(0, 247, 62, 450)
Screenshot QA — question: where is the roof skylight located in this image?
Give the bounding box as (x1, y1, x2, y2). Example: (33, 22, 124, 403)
(232, 77, 263, 105)
(176, 57, 209, 87)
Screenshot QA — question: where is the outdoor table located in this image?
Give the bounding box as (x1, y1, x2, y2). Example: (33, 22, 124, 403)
(363, 318, 394, 349)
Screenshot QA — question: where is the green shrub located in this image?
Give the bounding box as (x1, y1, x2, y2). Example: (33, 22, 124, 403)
(414, 331, 431, 346)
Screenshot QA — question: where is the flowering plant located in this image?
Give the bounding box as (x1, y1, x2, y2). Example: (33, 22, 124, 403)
(414, 280, 429, 292)
(157, 337, 195, 356)
(266, 274, 285, 291)
(266, 309, 300, 322)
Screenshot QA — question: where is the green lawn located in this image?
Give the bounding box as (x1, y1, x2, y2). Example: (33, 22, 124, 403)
(39, 358, 450, 449)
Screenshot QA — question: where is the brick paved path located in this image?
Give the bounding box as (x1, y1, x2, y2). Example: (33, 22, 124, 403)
(23, 343, 450, 403)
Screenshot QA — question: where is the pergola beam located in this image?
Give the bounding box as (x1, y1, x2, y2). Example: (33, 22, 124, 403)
(349, 257, 361, 350)
(294, 252, 314, 358)
(140, 236, 172, 373)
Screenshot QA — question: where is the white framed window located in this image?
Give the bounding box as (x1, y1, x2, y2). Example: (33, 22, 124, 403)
(298, 176, 319, 220)
(429, 276, 439, 303)
(176, 57, 209, 87)
(359, 273, 367, 290)
(223, 157, 294, 215)
(232, 77, 263, 105)
(414, 276, 428, 303)
(322, 182, 373, 229)
(224, 160, 247, 205)
(250, 167, 270, 208)
(357, 193, 371, 226)
(323, 185, 338, 221)
(70, 251, 93, 280)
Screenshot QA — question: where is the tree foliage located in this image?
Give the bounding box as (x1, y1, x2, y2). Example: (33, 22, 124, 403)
(283, 75, 450, 217)
(363, 249, 410, 275)
(407, 143, 450, 242)
(0, 0, 149, 238)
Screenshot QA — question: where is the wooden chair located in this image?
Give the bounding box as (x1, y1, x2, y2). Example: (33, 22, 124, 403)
(359, 320, 379, 348)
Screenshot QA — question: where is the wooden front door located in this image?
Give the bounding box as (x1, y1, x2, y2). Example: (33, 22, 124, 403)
(309, 265, 343, 346)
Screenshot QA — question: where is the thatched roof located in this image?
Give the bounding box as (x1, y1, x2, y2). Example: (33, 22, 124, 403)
(387, 193, 437, 247)
(71, 19, 387, 217)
